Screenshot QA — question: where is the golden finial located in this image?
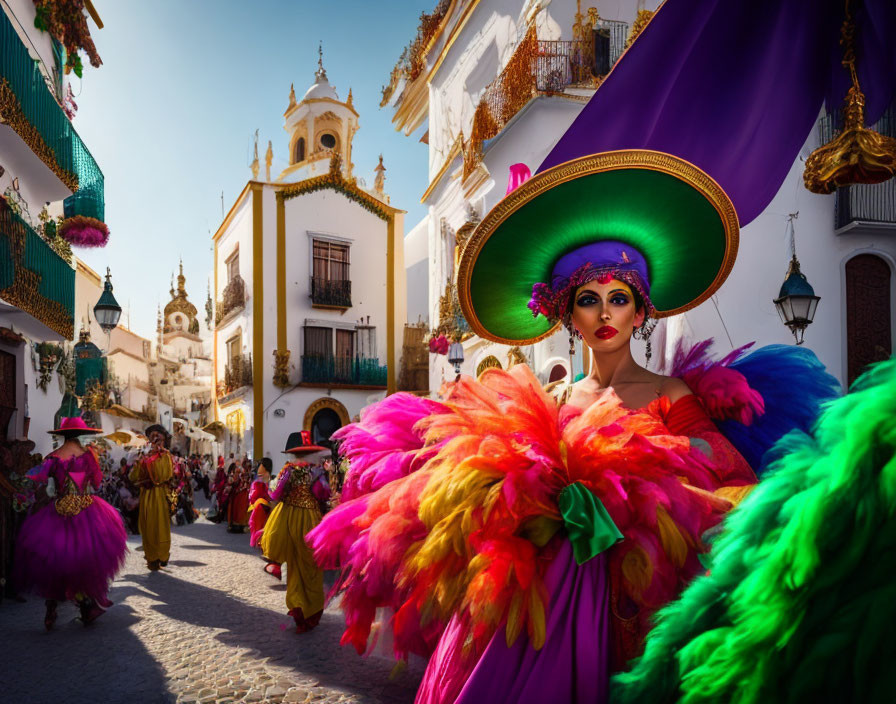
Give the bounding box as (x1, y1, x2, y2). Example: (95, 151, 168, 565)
(346, 87, 354, 108)
(373, 154, 386, 195)
(250, 129, 260, 180)
(288, 82, 296, 108)
(265, 140, 273, 181)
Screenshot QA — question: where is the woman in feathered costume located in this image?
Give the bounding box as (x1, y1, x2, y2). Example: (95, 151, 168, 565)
(307, 151, 839, 703)
(14, 417, 128, 630)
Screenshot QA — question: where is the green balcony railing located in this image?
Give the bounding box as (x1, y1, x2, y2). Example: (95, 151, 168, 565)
(0, 10, 104, 220)
(301, 355, 388, 387)
(0, 199, 75, 339)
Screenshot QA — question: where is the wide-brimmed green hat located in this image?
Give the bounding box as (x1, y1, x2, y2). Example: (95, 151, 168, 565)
(457, 150, 739, 345)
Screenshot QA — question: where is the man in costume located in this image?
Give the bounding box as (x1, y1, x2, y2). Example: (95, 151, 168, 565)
(260, 431, 331, 633)
(129, 424, 174, 571)
(14, 417, 128, 629)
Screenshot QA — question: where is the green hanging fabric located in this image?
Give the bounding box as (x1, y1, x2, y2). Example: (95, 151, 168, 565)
(558, 481, 623, 565)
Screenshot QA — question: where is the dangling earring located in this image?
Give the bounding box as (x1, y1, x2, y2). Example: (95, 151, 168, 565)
(569, 334, 576, 357)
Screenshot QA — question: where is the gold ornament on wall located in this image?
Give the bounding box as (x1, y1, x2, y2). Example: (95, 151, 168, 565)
(273, 348, 291, 388)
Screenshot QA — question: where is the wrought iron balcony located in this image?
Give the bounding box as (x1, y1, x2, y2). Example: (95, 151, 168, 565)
(0, 10, 104, 213)
(835, 180, 896, 233)
(215, 274, 246, 326)
(301, 355, 387, 387)
(310, 277, 352, 308)
(220, 354, 253, 396)
(0, 199, 75, 339)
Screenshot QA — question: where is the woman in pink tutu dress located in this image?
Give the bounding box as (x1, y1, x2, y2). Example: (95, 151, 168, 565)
(14, 417, 128, 630)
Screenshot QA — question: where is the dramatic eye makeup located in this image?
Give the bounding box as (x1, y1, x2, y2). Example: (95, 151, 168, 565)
(609, 288, 631, 306)
(575, 290, 598, 306)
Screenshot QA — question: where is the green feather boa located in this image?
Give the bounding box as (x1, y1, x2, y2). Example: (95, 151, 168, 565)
(612, 358, 896, 703)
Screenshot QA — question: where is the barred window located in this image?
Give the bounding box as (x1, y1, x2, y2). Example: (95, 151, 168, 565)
(312, 240, 349, 282)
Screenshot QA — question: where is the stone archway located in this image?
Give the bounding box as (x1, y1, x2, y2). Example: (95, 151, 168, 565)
(303, 397, 351, 444)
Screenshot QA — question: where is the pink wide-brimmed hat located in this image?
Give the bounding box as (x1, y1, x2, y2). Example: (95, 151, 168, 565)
(48, 416, 102, 436)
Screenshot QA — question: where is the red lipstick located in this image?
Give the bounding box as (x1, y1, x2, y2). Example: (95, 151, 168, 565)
(594, 326, 618, 340)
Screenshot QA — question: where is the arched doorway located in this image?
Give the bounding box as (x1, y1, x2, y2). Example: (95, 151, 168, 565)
(846, 253, 892, 385)
(303, 397, 350, 446)
(310, 407, 341, 445)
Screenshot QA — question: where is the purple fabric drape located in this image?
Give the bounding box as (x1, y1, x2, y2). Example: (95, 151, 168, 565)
(538, 0, 896, 226)
(416, 541, 611, 704)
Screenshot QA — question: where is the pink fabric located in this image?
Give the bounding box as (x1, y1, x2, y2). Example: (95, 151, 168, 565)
(14, 452, 127, 603)
(505, 163, 532, 195)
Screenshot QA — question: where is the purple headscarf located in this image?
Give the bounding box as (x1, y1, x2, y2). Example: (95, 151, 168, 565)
(528, 241, 653, 327)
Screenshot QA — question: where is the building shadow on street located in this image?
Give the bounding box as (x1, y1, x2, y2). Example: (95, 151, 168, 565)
(140, 565, 423, 702)
(0, 584, 173, 704)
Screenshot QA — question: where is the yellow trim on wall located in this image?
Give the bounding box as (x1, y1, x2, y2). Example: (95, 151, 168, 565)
(276, 196, 286, 351)
(251, 185, 264, 458)
(213, 183, 252, 242)
(386, 215, 396, 394)
(213, 241, 219, 422)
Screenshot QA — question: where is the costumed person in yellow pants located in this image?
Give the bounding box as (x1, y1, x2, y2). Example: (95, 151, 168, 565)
(129, 424, 174, 571)
(260, 431, 331, 632)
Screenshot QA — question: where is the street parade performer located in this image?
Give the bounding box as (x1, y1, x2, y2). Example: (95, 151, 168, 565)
(249, 458, 281, 579)
(14, 417, 128, 630)
(130, 424, 174, 571)
(307, 150, 840, 703)
(225, 462, 251, 533)
(260, 431, 332, 633)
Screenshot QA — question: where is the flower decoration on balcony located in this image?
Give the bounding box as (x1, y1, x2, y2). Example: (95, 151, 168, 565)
(32, 0, 102, 77)
(57, 214, 109, 247)
(38, 210, 73, 263)
(428, 334, 449, 355)
(34, 341, 64, 391)
(273, 349, 291, 388)
(381, 0, 450, 106)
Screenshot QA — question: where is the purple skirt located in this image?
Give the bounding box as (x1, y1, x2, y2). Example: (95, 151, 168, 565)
(14, 496, 128, 604)
(417, 540, 611, 704)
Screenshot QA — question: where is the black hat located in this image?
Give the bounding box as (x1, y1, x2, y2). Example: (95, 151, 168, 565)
(283, 430, 327, 455)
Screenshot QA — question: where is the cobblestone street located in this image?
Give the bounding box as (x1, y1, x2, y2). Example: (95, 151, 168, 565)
(0, 504, 423, 704)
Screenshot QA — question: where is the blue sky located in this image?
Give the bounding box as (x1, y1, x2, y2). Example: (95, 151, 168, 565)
(74, 0, 433, 340)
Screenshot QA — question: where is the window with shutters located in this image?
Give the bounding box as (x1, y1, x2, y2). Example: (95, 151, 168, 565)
(311, 239, 351, 307)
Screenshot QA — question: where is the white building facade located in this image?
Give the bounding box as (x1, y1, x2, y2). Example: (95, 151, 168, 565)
(391, 0, 894, 391)
(213, 59, 406, 462)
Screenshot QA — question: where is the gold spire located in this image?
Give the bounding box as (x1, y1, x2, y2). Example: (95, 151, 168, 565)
(250, 129, 260, 180)
(177, 258, 186, 293)
(373, 154, 386, 195)
(265, 140, 273, 181)
(347, 87, 354, 108)
(288, 82, 296, 109)
(315, 42, 327, 82)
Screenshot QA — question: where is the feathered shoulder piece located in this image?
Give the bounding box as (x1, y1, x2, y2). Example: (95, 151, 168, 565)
(667, 338, 840, 472)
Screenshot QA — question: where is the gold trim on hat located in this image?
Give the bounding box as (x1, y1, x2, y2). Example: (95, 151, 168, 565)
(457, 149, 740, 345)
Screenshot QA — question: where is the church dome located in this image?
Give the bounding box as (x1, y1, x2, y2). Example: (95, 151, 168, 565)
(303, 75, 338, 101)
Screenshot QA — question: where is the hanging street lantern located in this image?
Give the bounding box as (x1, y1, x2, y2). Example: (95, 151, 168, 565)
(774, 254, 820, 345)
(447, 340, 465, 375)
(94, 267, 122, 335)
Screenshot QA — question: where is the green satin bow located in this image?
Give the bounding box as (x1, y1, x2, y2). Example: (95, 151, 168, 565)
(558, 482, 624, 565)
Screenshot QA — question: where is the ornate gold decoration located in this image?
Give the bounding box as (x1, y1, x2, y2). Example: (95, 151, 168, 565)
(374, 154, 386, 196)
(476, 355, 502, 376)
(215, 274, 246, 326)
(164, 260, 199, 333)
(457, 150, 740, 345)
(624, 9, 655, 49)
(287, 83, 296, 111)
(265, 140, 273, 182)
(0, 79, 78, 191)
(250, 129, 260, 180)
(278, 160, 393, 222)
(464, 24, 538, 181)
(284, 483, 321, 511)
(55, 493, 94, 517)
(803, 0, 896, 194)
(506, 346, 527, 368)
(273, 348, 291, 388)
(346, 87, 354, 109)
(0, 200, 74, 339)
(303, 397, 350, 431)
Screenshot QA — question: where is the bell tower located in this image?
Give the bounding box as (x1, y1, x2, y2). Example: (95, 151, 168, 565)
(280, 45, 359, 182)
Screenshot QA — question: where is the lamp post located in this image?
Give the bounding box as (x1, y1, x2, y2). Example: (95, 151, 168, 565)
(774, 255, 820, 345)
(94, 267, 122, 335)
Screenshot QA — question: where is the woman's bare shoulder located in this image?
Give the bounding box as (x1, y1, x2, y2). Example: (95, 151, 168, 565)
(654, 374, 693, 403)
